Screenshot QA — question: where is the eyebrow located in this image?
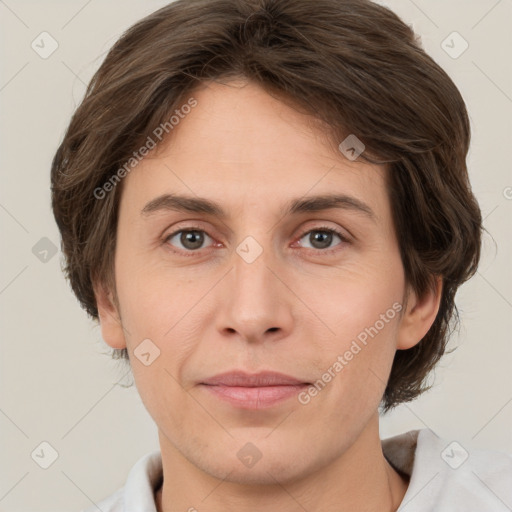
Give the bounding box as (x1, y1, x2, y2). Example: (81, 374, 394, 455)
(141, 193, 376, 221)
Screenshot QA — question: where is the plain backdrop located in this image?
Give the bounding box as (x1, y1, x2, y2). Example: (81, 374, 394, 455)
(0, 0, 511, 510)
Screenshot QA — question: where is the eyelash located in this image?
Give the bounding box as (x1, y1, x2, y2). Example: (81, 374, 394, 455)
(162, 224, 350, 256)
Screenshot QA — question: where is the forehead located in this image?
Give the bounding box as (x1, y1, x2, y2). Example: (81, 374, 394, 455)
(155, 79, 356, 173)
(121, 79, 389, 220)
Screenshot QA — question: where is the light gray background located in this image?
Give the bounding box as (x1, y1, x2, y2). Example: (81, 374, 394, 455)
(0, 0, 511, 510)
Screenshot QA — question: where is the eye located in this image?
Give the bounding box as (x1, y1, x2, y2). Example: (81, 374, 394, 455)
(297, 226, 348, 252)
(164, 228, 214, 252)
(163, 225, 349, 255)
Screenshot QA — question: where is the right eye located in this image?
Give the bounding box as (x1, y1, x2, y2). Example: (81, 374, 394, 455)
(164, 228, 215, 253)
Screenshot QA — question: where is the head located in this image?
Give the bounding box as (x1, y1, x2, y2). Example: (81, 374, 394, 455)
(51, 0, 481, 484)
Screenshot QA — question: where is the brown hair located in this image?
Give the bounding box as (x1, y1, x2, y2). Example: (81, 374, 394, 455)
(51, 0, 482, 411)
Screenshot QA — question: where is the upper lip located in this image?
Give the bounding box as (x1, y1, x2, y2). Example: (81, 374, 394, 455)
(202, 371, 309, 387)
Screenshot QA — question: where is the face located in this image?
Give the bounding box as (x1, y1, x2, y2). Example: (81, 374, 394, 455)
(97, 79, 436, 485)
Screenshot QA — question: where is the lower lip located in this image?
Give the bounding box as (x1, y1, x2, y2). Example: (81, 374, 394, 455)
(201, 384, 308, 409)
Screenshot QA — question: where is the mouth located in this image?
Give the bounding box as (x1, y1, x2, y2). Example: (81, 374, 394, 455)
(200, 370, 311, 409)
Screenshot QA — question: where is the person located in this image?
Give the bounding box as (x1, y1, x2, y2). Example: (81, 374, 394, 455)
(50, 0, 512, 510)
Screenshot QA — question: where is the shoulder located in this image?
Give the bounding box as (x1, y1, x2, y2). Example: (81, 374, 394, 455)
(79, 450, 162, 512)
(384, 428, 512, 511)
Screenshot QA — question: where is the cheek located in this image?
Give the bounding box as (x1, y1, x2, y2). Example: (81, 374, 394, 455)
(117, 274, 202, 421)
(297, 255, 404, 341)
(302, 300, 401, 426)
(293, 255, 404, 401)
(116, 264, 213, 389)
(115, 254, 197, 336)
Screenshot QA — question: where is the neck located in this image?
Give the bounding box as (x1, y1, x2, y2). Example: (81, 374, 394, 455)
(156, 414, 409, 512)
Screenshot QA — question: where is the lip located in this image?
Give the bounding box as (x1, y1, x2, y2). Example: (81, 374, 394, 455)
(200, 371, 310, 409)
(202, 370, 307, 387)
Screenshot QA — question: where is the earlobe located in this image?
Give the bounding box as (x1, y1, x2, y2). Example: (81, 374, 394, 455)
(396, 276, 443, 350)
(93, 281, 127, 350)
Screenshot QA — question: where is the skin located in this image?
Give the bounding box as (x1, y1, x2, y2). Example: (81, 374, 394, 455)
(95, 78, 442, 512)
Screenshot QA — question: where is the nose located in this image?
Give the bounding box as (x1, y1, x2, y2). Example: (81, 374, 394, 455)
(215, 241, 295, 344)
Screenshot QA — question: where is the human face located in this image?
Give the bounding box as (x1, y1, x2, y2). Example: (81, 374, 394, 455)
(103, 79, 411, 485)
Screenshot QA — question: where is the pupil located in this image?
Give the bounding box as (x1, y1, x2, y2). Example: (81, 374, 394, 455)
(311, 231, 331, 249)
(182, 231, 203, 250)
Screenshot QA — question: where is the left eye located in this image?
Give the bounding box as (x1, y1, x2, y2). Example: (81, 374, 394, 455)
(298, 228, 346, 251)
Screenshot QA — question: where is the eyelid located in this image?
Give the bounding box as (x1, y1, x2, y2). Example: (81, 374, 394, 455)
(296, 221, 351, 241)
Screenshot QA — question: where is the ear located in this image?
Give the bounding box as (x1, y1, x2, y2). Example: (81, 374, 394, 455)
(396, 276, 443, 350)
(93, 281, 127, 349)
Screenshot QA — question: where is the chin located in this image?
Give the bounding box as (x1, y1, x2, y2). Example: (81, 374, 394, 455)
(205, 457, 308, 486)
(180, 436, 306, 485)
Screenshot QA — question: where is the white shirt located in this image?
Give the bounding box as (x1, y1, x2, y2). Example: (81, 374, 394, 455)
(81, 429, 512, 511)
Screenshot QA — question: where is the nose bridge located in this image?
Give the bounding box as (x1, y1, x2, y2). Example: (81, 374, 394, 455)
(230, 211, 278, 296)
(232, 235, 279, 311)
(216, 231, 293, 341)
